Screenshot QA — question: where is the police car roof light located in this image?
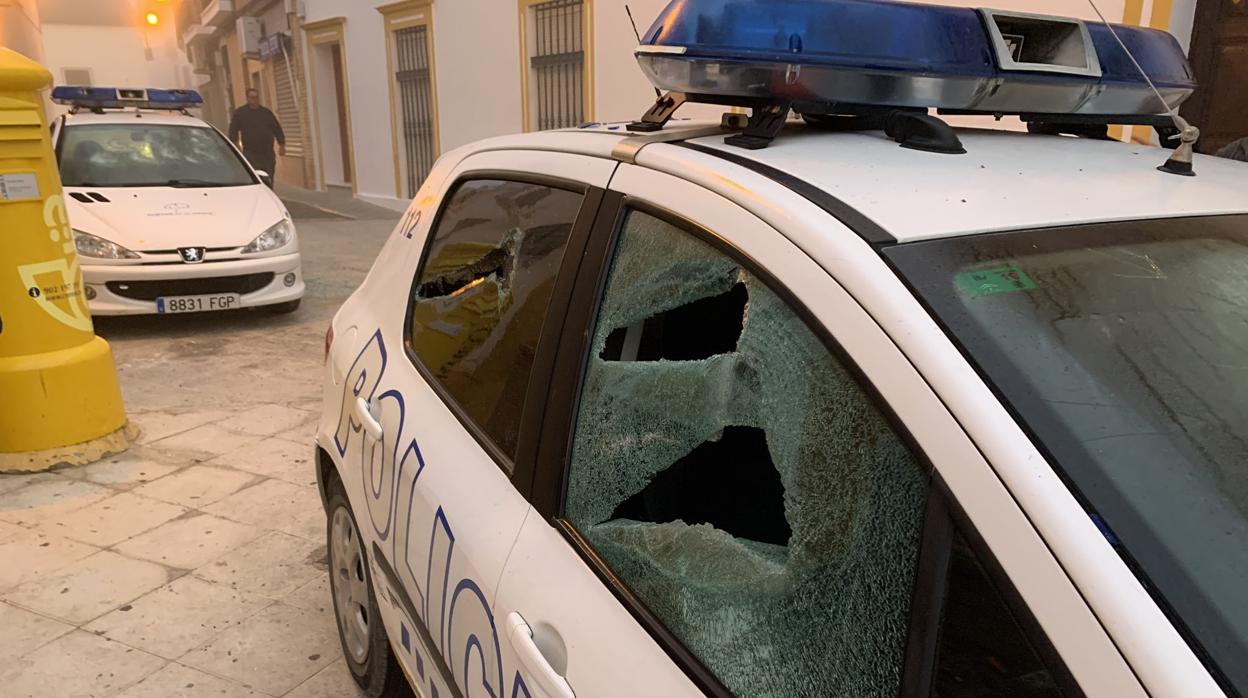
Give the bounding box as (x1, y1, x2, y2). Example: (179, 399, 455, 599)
(632, 0, 1196, 123)
(51, 86, 205, 111)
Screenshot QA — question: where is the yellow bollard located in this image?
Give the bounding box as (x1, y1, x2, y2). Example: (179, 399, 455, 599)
(0, 48, 130, 472)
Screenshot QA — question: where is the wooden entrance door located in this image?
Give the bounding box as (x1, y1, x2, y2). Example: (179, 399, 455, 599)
(1182, 0, 1248, 153)
(331, 44, 352, 184)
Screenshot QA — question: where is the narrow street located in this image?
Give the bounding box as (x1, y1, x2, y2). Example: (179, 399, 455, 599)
(0, 196, 398, 698)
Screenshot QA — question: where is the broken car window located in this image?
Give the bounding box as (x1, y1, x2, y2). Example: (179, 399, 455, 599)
(407, 178, 582, 461)
(564, 210, 930, 696)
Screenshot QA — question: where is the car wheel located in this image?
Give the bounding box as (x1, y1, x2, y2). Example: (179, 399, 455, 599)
(326, 479, 411, 697)
(268, 299, 301, 314)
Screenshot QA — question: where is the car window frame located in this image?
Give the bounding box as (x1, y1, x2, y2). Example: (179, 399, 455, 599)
(400, 171, 602, 493)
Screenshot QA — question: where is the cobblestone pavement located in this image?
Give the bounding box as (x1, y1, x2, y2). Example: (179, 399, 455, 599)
(0, 198, 400, 698)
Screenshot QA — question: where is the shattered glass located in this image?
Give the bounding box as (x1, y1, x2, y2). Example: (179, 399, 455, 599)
(408, 179, 582, 459)
(566, 210, 929, 696)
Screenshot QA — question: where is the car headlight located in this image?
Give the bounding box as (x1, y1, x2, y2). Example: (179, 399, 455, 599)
(241, 219, 296, 254)
(73, 230, 139, 259)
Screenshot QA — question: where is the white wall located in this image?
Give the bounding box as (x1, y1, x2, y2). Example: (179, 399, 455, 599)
(40, 22, 193, 115)
(1, 0, 44, 62)
(432, 0, 523, 151)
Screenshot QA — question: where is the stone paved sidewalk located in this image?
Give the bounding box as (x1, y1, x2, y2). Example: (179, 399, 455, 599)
(0, 408, 355, 698)
(0, 212, 398, 697)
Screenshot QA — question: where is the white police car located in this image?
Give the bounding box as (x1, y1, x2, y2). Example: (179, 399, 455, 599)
(50, 87, 304, 316)
(314, 1, 1248, 696)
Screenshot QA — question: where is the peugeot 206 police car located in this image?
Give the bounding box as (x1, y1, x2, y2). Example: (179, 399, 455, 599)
(50, 87, 304, 316)
(314, 1, 1248, 696)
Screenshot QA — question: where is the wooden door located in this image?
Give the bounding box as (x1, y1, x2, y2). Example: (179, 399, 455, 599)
(331, 44, 353, 184)
(1182, 0, 1248, 154)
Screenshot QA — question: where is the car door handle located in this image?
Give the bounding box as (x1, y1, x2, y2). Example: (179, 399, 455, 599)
(506, 612, 574, 698)
(353, 397, 383, 440)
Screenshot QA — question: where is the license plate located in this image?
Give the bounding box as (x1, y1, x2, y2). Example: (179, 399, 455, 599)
(156, 293, 241, 314)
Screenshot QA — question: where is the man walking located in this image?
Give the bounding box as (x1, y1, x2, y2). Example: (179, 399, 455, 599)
(228, 88, 285, 187)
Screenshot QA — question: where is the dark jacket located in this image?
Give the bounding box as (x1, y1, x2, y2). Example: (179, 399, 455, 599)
(228, 105, 285, 154)
(1215, 137, 1248, 163)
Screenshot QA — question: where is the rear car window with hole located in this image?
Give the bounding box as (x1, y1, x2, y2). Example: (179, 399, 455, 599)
(563, 209, 930, 696)
(407, 178, 583, 460)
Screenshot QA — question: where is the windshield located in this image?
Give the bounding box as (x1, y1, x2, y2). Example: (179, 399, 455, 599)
(58, 123, 255, 188)
(884, 215, 1248, 694)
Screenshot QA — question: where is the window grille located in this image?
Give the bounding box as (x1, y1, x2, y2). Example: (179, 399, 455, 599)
(395, 25, 437, 197)
(530, 0, 585, 130)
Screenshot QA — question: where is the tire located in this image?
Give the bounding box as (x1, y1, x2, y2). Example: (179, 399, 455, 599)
(325, 478, 412, 698)
(268, 299, 301, 314)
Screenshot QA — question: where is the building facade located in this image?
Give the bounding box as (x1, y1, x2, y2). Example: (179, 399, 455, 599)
(4, 0, 195, 111)
(175, 0, 315, 188)
(289, 0, 1208, 211)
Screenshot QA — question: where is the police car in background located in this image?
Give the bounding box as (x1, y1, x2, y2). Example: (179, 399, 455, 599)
(51, 87, 304, 316)
(315, 1, 1248, 696)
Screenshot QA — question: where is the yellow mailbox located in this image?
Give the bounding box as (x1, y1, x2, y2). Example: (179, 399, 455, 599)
(0, 48, 129, 471)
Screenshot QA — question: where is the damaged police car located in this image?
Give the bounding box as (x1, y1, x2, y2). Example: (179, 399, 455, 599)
(51, 87, 304, 316)
(314, 1, 1248, 696)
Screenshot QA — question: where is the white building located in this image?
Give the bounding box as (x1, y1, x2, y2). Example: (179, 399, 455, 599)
(1, 0, 195, 114)
(294, 0, 1204, 211)
(7, 1, 190, 107)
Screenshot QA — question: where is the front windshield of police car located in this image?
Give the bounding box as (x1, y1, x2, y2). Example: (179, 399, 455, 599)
(59, 123, 254, 188)
(885, 214, 1248, 693)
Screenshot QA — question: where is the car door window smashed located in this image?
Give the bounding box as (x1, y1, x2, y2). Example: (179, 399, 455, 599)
(565, 210, 929, 696)
(407, 179, 582, 460)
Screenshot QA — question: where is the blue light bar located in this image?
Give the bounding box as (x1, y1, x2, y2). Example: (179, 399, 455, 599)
(51, 86, 204, 110)
(636, 0, 1195, 116)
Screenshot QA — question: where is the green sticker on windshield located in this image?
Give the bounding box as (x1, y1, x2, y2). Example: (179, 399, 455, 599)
(955, 264, 1037, 297)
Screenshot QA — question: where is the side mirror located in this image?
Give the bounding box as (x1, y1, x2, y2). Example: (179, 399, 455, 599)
(256, 170, 273, 187)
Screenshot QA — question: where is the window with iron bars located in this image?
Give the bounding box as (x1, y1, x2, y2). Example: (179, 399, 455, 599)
(527, 0, 586, 131)
(394, 24, 437, 198)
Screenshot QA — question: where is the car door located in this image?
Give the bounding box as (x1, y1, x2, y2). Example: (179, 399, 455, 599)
(494, 161, 1145, 696)
(327, 148, 616, 698)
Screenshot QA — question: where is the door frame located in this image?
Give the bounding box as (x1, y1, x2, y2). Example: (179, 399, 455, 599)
(303, 17, 357, 194)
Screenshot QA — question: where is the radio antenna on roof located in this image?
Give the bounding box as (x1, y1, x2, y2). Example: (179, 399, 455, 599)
(1085, 0, 1199, 176)
(626, 5, 663, 98)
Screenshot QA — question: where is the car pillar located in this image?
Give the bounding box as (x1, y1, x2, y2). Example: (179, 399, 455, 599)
(0, 48, 131, 472)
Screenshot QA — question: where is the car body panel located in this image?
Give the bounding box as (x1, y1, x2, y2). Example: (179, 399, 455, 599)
(52, 109, 302, 316)
(318, 148, 618, 698)
(63, 183, 287, 250)
(486, 122, 1248, 242)
(319, 125, 1233, 697)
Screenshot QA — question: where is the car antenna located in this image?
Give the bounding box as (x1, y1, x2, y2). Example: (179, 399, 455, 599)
(626, 4, 662, 98)
(1085, 0, 1199, 176)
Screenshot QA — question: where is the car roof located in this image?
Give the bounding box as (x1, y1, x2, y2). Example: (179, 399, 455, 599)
(473, 122, 1248, 243)
(60, 110, 214, 129)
